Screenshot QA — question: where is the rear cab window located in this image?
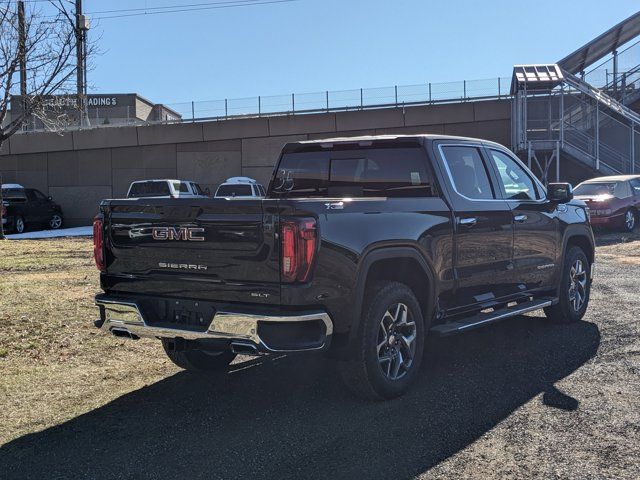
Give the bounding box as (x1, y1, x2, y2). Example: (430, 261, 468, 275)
(128, 181, 171, 197)
(216, 184, 253, 197)
(270, 145, 436, 198)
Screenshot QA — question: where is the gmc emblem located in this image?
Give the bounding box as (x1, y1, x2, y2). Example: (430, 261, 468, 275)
(151, 227, 205, 242)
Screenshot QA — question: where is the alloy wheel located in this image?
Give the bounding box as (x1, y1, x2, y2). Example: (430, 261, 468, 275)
(50, 215, 62, 229)
(16, 218, 24, 233)
(625, 210, 635, 231)
(377, 303, 417, 381)
(568, 259, 587, 312)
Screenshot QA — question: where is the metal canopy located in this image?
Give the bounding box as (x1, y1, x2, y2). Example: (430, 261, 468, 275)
(557, 11, 640, 74)
(510, 64, 564, 94)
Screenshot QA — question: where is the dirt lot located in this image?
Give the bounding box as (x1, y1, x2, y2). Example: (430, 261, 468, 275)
(0, 232, 639, 479)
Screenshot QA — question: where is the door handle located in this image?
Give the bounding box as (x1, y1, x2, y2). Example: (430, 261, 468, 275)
(514, 214, 528, 223)
(459, 217, 477, 227)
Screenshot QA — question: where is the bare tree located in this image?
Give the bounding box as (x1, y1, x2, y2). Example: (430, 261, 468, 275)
(0, 0, 83, 238)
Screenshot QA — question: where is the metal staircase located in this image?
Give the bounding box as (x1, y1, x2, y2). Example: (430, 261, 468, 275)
(511, 64, 639, 182)
(511, 12, 640, 183)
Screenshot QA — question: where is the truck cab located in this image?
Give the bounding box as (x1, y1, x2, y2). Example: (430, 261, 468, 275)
(93, 135, 594, 399)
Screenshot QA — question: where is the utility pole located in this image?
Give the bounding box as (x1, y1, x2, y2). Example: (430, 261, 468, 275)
(75, 0, 90, 126)
(17, 1, 26, 123)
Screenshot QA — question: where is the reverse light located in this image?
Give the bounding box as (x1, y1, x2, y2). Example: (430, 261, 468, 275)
(281, 217, 317, 283)
(93, 215, 105, 271)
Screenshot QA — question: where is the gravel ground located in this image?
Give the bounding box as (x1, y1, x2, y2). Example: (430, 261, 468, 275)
(0, 234, 639, 479)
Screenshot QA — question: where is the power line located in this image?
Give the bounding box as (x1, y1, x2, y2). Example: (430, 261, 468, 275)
(91, 0, 300, 20)
(87, 0, 279, 15)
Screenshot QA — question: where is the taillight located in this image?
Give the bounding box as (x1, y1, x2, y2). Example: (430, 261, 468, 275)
(1, 204, 6, 217)
(281, 217, 317, 283)
(93, 215, 105, 271)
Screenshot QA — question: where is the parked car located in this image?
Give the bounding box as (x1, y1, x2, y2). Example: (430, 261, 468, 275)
(574, 175, 640, 232)
(214, 176, 265, 198)
(93, 135, 594, 400)
(1, 184, 63, 234)
(126, 179, 209, 199)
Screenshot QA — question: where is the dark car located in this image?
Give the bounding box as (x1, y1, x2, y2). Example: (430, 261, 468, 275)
(574, 175, 640, 232)
(92, 135, 594, 399)
(1, 186, 64, 234)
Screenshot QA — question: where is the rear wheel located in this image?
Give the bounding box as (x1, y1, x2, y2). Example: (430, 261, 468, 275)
(544, 246, 590, 323)
(340, 282, 425, 400)
(622, 208, 636, 232)
(49, 214, 63, 230)
(15, 216, 25, 234)
(161, 339, 236, 372)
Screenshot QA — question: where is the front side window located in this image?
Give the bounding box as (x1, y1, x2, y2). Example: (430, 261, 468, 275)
(25, 189, 38, 201)
(630, 179, 640, 195)
(489, 150, 539, 201)
(440, 146, 494, 200)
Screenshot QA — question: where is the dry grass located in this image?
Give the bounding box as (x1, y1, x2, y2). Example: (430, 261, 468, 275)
(0, 238, 178, 444)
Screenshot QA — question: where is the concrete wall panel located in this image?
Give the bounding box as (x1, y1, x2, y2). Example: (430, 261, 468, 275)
(307, 129, 375, 140)
(473, 99, 511, 122)
(269, 113, 336, 136)
(15, 153, 47, 171)
(0, 140, 10, 155)
(374, 125, 446, 135)
(0, 170, 17, 183)
(241, 135, 307, 168)
(73, 126, 138, 150)
(112, 144, 176, 169)
(177, 139, 241, 152)
(177, 150, 242, 189)
(137, 123, 204, 145)
(78, 149, 112, 186)
(405, 103, 474, 127)
(49, 185, 111, 226)
(48, 151, 79, 186)
(9, 131, 73, 154)
(0, 155, 18, 171)
(203, 117, 269, 141)
(335, 109, 404, 131)
(15, 170, 48, 193)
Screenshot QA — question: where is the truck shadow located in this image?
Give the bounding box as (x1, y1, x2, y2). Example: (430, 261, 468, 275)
(0, 316, 600, 480)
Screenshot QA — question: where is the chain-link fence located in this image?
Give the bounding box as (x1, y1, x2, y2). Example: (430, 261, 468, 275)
(164, 76, 511, 122)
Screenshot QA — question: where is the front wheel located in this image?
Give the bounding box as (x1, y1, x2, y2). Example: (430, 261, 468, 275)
(544, 246, 591, 323)
(622, 209, 636, 232)
(162, 339, 236, 372)
(340, 282, 425, 400)
(49, 214, 63, 230)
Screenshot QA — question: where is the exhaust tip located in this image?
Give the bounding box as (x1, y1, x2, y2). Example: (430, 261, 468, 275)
(111, 328, 139, 340)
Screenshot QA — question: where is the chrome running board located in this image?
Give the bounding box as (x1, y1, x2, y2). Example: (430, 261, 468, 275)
(430, 298, 555, 336)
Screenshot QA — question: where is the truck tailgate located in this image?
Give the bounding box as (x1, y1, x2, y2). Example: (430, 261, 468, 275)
(102, 198, 280, 304)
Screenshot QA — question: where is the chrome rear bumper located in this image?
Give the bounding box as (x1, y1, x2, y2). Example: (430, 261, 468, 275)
(95, 297, 333, 353)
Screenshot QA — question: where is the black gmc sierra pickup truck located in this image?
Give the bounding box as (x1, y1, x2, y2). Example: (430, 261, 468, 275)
(93, 134, 594, 399)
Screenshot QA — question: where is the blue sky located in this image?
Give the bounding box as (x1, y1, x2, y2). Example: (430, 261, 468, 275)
(81, 0, 639, 105)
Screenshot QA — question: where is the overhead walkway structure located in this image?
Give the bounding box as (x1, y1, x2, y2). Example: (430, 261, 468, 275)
(511, 11, 640, 182)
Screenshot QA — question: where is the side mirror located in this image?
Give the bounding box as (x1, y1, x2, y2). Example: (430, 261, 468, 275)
(547, 183, 573, 203)
(204, 187, 211, 196)
(47, 196, 52, 201)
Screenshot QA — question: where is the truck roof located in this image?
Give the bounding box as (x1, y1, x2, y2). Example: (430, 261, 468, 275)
(290, 134, 506, 149)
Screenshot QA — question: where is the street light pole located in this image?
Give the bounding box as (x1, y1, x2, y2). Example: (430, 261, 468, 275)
(75, 0, 90, 126)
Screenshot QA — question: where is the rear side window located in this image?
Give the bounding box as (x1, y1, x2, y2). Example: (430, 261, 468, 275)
(440, 146, 495, 200)
(216, 184, 253, 197)
(631, 179, 640, 195)
(271, 147, 435, 198)
(172, 182, 190, 193)
(128, 181, 171, 197)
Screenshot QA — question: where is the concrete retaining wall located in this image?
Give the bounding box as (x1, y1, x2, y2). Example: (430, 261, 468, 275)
(0, 99, 512, 226)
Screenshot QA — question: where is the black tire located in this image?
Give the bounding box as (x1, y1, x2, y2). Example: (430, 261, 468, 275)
(161, 339, 236, 372)
(340, 282, 426, 400)
(49, 214, 63, 230)
(14, 216, 25, 234)
(622, 208, 636, 232)
(544, 246, 590, 323)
